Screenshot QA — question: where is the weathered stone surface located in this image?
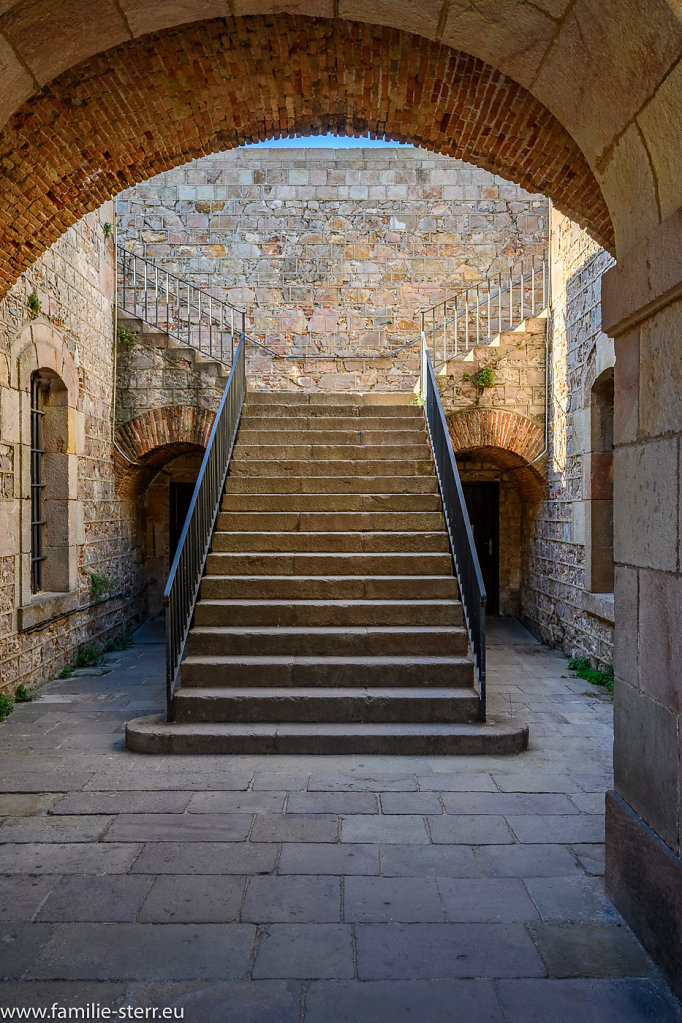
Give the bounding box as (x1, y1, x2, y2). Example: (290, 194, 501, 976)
(117, 149, 549, 396)
(36, 875, 151, 922)
(528, 922, 655, 979)
(242, 875, 341, 923)
(437, 878, 538, 923)
(138, 875, 244, 923)
(28, 923, 256, 981)
(497, 977, 682, 1023)
(612, 682, 679, 850)
(305, 979, 505, 1023)
(252, 923, 354, 979)
(344, 876, 444, 922)
(355, 922, 546, 979)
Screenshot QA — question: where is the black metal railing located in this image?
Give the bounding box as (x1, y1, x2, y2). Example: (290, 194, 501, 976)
(163, 336, 246, 717)
(421, 340, 487, 718)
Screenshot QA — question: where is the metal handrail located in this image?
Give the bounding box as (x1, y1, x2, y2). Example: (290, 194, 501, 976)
(421, 338, 487, 718)
(117, 244, 247, 366)
(163, 336, 246, 717)
(420, 253, 547, 365)
(117, 244, 280, 366)
(118, 244, 546, 367)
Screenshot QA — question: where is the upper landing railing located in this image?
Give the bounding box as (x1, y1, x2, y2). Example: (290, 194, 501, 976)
(116, 245, 278, 366)
(117, 244, 547, 369)
(420, 253, 548, 366)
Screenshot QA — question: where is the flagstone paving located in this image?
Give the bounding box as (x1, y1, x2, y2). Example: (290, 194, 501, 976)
(0, 618, 680, 1022)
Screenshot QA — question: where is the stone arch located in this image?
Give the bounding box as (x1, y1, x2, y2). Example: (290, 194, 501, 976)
(14, 322, 78, 404)
(0, 15, 616, 298)
(0, 3, 678, 255)
(114, 406, 214, 496)
(12, 323, 82, 610)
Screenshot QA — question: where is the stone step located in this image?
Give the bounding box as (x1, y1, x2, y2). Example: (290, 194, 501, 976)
(215, 511, 445, 532)
(223, 476, 438, 494)
(185, 625, 469, 658)
(199, 575, 459, 601)
(239, 416, 424, 431)
(236, 429, 427, 445)
(220, 493, 444, 512)
(246, 392, 414, 406)
(210, 531, 450, 554)
(172, 686, 480, 724)
(193, 598, 464, 628)
(125, 717, 529, 755)
(204, 552, 453, 577)
(243, 404, 421, 419)
(228, 459, 435, 478)
(233, 444, 431, 461)
(179, 654, 474, 689)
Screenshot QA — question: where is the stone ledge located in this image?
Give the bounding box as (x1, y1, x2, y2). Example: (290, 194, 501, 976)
(581, 591, 615, 624)
(18, 590, 79, 632)
(606, 791, 682, 1001)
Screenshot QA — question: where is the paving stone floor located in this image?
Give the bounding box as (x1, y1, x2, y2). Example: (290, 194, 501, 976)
(0, 618, 680, 1022)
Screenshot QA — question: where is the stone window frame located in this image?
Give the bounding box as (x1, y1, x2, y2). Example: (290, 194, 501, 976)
(13, 324, 84, 631)
(581, 334, 616, 621)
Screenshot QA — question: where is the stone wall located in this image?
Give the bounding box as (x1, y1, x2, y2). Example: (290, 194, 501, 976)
(438, 316, 547, 429)
(602, 205, 682, 999)
(520, 208, 616, 665)
(116, 148, 548, 392)
(0, 205, 144, 695)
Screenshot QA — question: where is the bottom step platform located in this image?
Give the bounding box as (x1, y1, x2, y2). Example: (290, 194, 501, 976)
(125, 715, 529, 755)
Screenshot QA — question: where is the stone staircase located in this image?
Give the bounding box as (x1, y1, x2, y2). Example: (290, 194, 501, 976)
(126, 391, 528, 755)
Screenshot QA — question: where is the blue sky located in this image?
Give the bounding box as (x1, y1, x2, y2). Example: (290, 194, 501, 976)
(246, 134, 417, 149)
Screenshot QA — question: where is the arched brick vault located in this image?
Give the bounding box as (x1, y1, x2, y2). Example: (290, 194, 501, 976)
(448, 408, 545, 500)
(0, 15, 614, 297)
(114, 406, 213, 497)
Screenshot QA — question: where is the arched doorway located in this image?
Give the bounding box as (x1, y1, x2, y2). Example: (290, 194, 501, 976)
(0, 1, 679, 993)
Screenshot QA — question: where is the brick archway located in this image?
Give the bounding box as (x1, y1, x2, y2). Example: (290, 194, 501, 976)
(448, 408, 545, 466)
(0, 14, 614, 297)
(114, 406, 213, 495)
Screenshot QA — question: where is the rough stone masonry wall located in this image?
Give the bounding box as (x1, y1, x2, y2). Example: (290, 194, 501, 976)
(0, 207, 143, 695)
(520, 209, 616, 665)
(116, 148, 548, 392)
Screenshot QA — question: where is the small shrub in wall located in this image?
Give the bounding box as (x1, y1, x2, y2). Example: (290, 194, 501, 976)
(462, 366, 494, 390)
(91, 572, 119, 601)
(116, 326, 137, 350)
(27, 291, 41, 319)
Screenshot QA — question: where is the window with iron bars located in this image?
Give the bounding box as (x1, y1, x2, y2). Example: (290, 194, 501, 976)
(30, 373, 48, 592)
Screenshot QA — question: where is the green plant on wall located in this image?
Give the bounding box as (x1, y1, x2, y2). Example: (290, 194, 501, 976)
(116, 326, 137, 350)
(27, 291, 41, 319)
(463, 366, 494, 389)
(90, 572, 118, 601)
(0, 693, 14, 722)
(102, 222, 112, 239)
(14, 684, 32, 703)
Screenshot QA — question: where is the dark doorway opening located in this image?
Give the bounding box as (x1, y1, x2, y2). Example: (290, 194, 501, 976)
(462, 482, 500, 615)
(169, 482, 195, 559)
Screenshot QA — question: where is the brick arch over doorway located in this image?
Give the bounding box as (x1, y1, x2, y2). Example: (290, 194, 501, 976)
(0, 14, 614, 296)
(114, 406, 213, 496)
(448, 409, 545, 465)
